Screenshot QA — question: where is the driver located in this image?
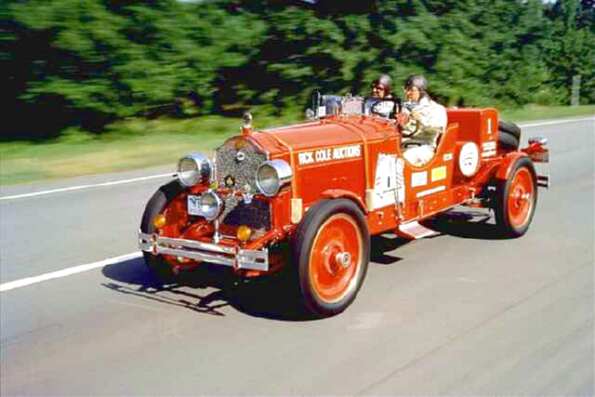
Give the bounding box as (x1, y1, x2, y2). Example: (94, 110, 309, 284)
(397, 75, 447, 166)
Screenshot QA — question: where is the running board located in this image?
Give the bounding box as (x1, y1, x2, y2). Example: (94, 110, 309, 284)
(396, 221, 439, 240)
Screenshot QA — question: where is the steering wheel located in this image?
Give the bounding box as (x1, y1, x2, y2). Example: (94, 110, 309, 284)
(400, 119, 421, 137)
(402, 138, 427, 148)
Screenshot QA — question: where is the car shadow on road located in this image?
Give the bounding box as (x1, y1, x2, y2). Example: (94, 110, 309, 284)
(423, 208, 508, 240)
(101, 257, 311, 322)
(370, 234, 408, 264)
(101, 209, 500, 321)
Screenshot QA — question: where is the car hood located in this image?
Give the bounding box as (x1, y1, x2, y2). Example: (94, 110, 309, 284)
(249, 116, 395, 157)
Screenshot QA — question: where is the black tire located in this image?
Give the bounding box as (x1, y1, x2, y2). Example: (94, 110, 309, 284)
(494, 157, 538, 237)
(140, 179, 185, 281)
(499, 120, 521, 139)
(291, 199, 370, 317)
(498, 130, 520, 151)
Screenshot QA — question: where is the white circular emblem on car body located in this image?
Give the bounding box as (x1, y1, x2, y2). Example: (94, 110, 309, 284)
(458, 142, 480, 177)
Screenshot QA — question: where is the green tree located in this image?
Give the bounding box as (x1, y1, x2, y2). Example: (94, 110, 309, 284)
(544, 0, 595, 104)
(3, 0, 264, 137)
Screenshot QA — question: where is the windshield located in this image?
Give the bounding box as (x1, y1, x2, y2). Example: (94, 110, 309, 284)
(317, 95, 365, 117)
(313, 93, 396, 119)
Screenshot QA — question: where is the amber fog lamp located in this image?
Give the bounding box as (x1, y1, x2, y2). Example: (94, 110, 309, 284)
(256, 159, 292, 197)
(153, 214, 167, 229)
(177, 153, 212, 187)
(236, 225, 252, 242)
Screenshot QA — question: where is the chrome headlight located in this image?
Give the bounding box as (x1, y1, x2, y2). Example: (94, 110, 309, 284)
(256, 159, 292, 197)
(177, 153, 212, 187)
(199, 191, 224, 221)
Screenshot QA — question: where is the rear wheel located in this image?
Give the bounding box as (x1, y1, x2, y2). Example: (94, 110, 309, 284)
(494, 157, 537, 237)
(292, 199, 370, 317)
(140, 180, 185, 281)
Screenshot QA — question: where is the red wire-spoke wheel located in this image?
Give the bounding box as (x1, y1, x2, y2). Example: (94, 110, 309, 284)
(495, 157, 538, 237)
(293, 199, 370, 317)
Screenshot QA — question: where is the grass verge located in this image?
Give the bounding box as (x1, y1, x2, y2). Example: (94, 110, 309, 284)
(1, 105, 593, 186)
(0, 112, 301, 186)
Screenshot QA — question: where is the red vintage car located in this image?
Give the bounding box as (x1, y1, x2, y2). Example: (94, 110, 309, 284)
(138, 95, 549, 317)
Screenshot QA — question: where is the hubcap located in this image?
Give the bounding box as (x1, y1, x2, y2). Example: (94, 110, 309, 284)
(335, 252, 352, 269)
(309, 214, 363, 303)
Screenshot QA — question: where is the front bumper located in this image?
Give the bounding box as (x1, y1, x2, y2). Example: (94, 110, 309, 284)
(138, 231, 269, 271)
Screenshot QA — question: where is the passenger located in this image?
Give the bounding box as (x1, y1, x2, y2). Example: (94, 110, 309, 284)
(398, 75, 447, 166)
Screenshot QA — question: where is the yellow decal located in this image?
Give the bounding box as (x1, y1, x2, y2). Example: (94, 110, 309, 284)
(431, 166, 447, 182)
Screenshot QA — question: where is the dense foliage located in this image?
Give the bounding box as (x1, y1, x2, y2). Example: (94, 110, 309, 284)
(2, 0, 593, 138)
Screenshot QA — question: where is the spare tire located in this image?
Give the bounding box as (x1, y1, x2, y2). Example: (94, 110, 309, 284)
(498, 130, 520, 151)
(499, 120, 521, 139)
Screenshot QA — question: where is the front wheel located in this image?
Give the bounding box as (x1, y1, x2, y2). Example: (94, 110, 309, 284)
(494, 157, 538, 237)
(292, 199, 370, 317)
(140, 179, 185, 281)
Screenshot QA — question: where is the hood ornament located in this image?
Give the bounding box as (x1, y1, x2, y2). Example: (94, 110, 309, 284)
(242, 111, 253, 136)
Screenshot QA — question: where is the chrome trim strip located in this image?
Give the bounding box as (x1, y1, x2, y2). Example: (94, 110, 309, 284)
(415, 185, 446, 198)
(159, 247, 235, 267)
(237, 249, 269, 271)
(157, 235, 235, 254)
(138, 231, 268, 271)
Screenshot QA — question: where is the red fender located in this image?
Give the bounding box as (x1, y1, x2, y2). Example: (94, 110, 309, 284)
(320, 189, 368, 214)
(495, 152, 530, 181)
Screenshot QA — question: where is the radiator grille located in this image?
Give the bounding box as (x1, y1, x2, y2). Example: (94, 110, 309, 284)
(215, 138, 270, 230)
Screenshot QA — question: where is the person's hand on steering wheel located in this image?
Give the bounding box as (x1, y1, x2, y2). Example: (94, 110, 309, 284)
(396, 112, 409, 127)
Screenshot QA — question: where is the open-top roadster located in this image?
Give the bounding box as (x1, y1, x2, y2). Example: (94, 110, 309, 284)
(138, 94, 549, 317)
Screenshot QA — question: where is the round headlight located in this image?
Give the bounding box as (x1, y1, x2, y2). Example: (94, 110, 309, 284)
(256, 159, 292, 197)
(199, 191, 224, 221)
(177, 153, 212, 187)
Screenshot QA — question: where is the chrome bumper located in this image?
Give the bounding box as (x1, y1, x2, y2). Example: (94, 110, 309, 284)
(138, 231, 268, 271)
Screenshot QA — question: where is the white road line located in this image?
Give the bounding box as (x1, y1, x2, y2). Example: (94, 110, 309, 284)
(0, 251, 142, 292)
(0, 173, 175, 201)
(0, 116, 592, 203)
(518, 116, 594, 128)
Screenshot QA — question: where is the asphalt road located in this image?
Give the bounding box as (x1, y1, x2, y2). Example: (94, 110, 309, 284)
(1, 118, 593, 396)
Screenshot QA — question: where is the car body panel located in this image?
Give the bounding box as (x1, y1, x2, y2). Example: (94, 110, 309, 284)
(139, 105, 548, 276)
